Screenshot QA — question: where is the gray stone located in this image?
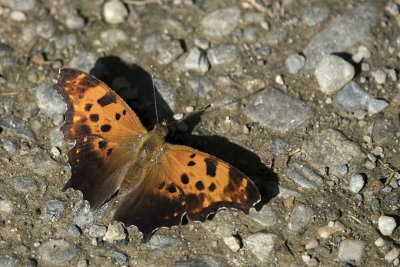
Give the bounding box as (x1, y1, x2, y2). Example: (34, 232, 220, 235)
(373, 119, 396, 145)
(384, 193, 399, 207)
(256, 46, 271, 57)
(0, 255, 15, 267)
(223, 236, 241, 252)
(3, 139, 19, 154)
(0, 117, 35, 140)
(143, 34, 160, 53)
(266, 28, 287, 45)
(50, 126, 69, 148)
(349, 174, 365, 193)
(303, 6, 330, 26)
(156, 40, 184, 65)
(55, 34, 77, 50)
(38, 239, 80, 264)
(244, 233, 277, 262)
(290, 162, 324, 184)
(244, 88, 313, 132)
(103, 0, 128, 24)
(100, 29, 128, 49)
(335, 82, 389, 117)
(338, 164, 349, 176)
(69, 51, 97, 73)
(288, 205, 314, 232)
(14, 176, 37, 192)
(35, 83, 66, 119)
(0, 200, 13, 214)
(77, 259, 88, 267)
(88, 225, 107, 238)
(176, 255, 228, 267)
(146, 234, 182, 253)
(73, 200, 105, 228)
(326, 209, 341, 222)
(184, 48, 209, 74)
(25, 148, 60, 176)
(187, 77, 215, 98)
(207, 44, 240, 66)
(64, 10, 85, 29)
(44, 200, 65, 220)
(194, 38, 209, 50)
(284, 167, 318, 190)
(303, 4, 378, 72)
(371, 198, 380, 212)
(302, 129, 364, 177)
(337, 240, 364, 265)
(249, 205, 277, 227)
(68, 225, 82, 237)
(200, 7, 240, 38)
(0, 0, 35, 10)
(22, 20, 55, 43)
(103, 223, 126, 242)
(372, 69, 387, 84)
(286, 53, 305, 74)
(111, 251, 128, 264)
(154, 79, 177, 111)
(315, 55, 355, 94)
(243, 27, 258, 41)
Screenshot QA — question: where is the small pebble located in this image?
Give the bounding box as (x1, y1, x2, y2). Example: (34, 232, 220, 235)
(378, 215, 397, 236)
(50, 147, 61, 157)
(10, 10, 26, 21)
(223, 236, 241, 252)
(68, 225, 82, 237)
(89, 225, 107, 238)
(14, 177, 37, 192)
(111, 251, 128, 264)
(0, 200, 14, 214)
(374, 237, 385, 247)
(44, 200, 65, 220)
(285, 53, 305, 74)
(338, 164, 348, 175)
(337, 240, 364, 265)
(372, 69, 387, 84)
(385, 248, 400, 262)
(349, 174, 365, 193)
(103, 223, 126, 242)
(103, 0, 128, 24)
(275, 75, 284, 85)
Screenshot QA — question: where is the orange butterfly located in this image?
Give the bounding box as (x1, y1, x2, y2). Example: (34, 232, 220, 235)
(54, 68, 261, 242)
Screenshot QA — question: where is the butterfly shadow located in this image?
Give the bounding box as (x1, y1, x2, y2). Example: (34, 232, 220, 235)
(89, 56, 279, 211)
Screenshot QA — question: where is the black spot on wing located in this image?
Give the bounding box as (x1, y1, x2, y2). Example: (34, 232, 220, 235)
(79, 117, 87, 123)
(190, 154, 196, 158)
(122, 110, 126, 115)
(204, 158, 217, 177)
(84, 103, 93, 111)
(195, 181, 204, 190)
(167, 184, 177, 193)
(107, 148, 113, 156)
(98, 140, 107, 149)
(115, 113, 121, 120)
(181, 174, 189, 184)
(90, 114, 99, 122)
(101, 124, 111, 132)
(97, 92, 117, 107)
(208, 183, 216, 192)
(158, 181, 165, 189)
(188, 161, 196, 166)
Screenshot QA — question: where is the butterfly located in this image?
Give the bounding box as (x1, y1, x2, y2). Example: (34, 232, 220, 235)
(54, 68, 261, 242)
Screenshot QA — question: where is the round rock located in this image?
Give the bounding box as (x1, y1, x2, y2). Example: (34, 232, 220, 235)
(288, 204, 314, 232)
(378, 215, 397, 236)
(103, 0, 128, 24)
(349, 174, 365, 193)
(38, 239, 81, 264)
(286, 53, 306, 74)
(337, 240, 364, 265)
(315, 55, 355, 94)
(244, 233, 277, 262)
(200, 7, 240, 38)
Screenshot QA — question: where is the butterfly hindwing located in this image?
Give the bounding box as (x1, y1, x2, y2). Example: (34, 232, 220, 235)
(112, 143, 260, 241)
(54, 68, 147, 143)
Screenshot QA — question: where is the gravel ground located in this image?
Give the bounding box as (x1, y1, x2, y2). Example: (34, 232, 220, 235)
(0, 0, 399, 266)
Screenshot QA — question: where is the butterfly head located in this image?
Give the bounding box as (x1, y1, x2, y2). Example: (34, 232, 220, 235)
(153, 121, 169, 138)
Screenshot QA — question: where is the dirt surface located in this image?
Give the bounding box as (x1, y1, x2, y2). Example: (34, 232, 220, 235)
(0, 0, 399, 266)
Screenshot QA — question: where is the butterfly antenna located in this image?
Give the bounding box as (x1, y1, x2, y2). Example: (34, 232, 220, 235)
(150, 65, 159, 123)
(166, 104, 212, 127)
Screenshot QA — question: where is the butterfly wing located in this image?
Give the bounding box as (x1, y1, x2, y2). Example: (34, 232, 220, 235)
(54, 68, 147, 210)
(113, 143, 260, 241)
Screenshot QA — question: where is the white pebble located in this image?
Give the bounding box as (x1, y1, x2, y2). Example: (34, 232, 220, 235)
(185, 106, 194, 113)
(378, 215, 397, 236)
(103, 0, 128, 24)
(223, 236, 241, 252)
(0, 200, 14, 214)
(173, 113, 184, 120)
(301, 254, 311, 263)
(51, 147, 61, 157)
(374, 237, 385, 247)
(315, 55, 355, 94)
(275, 75, 284, 85)
(372, 69, 387, 84)
(11, 10, 26, 21)
(385, 248, 400, 262)
(349, 174, 365, 193)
